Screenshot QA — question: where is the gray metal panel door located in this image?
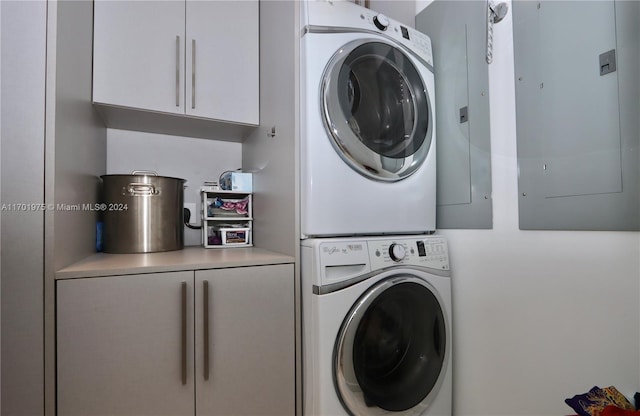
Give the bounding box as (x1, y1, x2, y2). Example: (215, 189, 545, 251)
(57, 272, 194, 416)
(195, 264, 295, 415)
(416, 0, 493, 229)
(514, 0, 639, 230)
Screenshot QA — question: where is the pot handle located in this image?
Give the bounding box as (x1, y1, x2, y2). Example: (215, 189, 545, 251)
(131, 170, 158, 176)
(125, 183, 159, 196)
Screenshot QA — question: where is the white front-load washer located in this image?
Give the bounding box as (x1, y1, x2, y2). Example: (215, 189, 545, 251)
(300, 1, 437, 238)
(301, 235, 452, 416)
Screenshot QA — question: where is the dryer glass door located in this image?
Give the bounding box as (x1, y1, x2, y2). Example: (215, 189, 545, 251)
(322, 40, 433, 182)
(334, 276, 447, 415)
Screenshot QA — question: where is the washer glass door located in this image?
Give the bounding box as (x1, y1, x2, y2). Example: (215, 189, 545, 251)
(334, 276, 447, 415)
(322, 40, 433, 182)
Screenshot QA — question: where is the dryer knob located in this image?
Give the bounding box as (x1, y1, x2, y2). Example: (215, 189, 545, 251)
(373, 14, 390, 31)
(389, 243, 406, 262)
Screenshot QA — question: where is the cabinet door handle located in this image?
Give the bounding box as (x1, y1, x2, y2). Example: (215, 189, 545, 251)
(191, 39, 196, 110)
(176, 35, 181, 107)
(181, 281, 187, 385)
(203, 280, 210, 380)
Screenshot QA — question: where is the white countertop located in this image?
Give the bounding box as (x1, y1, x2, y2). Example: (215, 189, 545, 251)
(56, 246, 294, 279)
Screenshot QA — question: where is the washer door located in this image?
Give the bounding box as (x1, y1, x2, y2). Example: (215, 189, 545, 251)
(334, 275, 447, 415)
(322, 39, 433, 182)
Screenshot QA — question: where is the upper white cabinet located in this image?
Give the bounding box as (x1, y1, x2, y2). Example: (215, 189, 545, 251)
(93, 0, 258, 129)
(185, 1, 258, 124)
(93, 1, 186, 115)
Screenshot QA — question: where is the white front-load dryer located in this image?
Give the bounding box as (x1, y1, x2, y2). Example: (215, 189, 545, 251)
(301, 235, 452, 416)
(300, 1, 437, 238)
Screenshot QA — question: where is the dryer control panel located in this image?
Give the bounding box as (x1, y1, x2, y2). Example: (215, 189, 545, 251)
(304, 0, 434, 67)
(358, 10, 433, 66)
(368, 237, 449, 271)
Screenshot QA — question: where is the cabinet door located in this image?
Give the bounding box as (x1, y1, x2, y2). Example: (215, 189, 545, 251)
(195, 264, 295, 415)
(186, 1, 259, 124)
(57, 272, 194, 416)
(93, 0, 185, 114)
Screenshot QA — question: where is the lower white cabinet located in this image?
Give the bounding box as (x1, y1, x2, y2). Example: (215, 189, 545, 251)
(57, 264, 294, 416)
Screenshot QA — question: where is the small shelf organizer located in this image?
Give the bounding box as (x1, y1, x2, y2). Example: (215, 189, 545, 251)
(201, 189, 253, 248)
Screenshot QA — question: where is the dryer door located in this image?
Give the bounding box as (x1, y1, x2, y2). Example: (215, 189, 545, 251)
(334, 275, 448, 415)
(322, 39, 433, 182)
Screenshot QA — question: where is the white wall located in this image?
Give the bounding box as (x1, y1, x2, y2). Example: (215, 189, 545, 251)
(417, 1, 640, 415)
(106, 129, 242, 246)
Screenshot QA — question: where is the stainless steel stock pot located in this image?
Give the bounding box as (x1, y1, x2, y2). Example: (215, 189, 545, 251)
(101, 171, 185, 253)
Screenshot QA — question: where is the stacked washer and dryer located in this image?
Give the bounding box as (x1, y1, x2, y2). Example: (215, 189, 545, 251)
(300, 1, 452, 415)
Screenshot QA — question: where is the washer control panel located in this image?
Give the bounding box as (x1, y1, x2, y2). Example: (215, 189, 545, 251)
(368, 237, 449, 271)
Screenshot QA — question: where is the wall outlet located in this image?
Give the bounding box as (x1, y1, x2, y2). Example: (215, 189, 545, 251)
(184, 203, 198, 225)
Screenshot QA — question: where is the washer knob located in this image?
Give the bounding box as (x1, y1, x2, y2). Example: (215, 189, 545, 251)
(373, 14, 390, 31)
(389, 243, 406, 262)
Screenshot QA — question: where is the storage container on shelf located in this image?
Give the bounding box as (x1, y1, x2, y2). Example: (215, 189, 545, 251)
(201, 188, 253, 248)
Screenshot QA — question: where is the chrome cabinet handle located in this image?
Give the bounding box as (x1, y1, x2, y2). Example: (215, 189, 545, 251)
(176, 36, 180, 107)
(203, 280, 210, 380)
(181, 282, 187, 385)
(191, 39, 196, 110)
